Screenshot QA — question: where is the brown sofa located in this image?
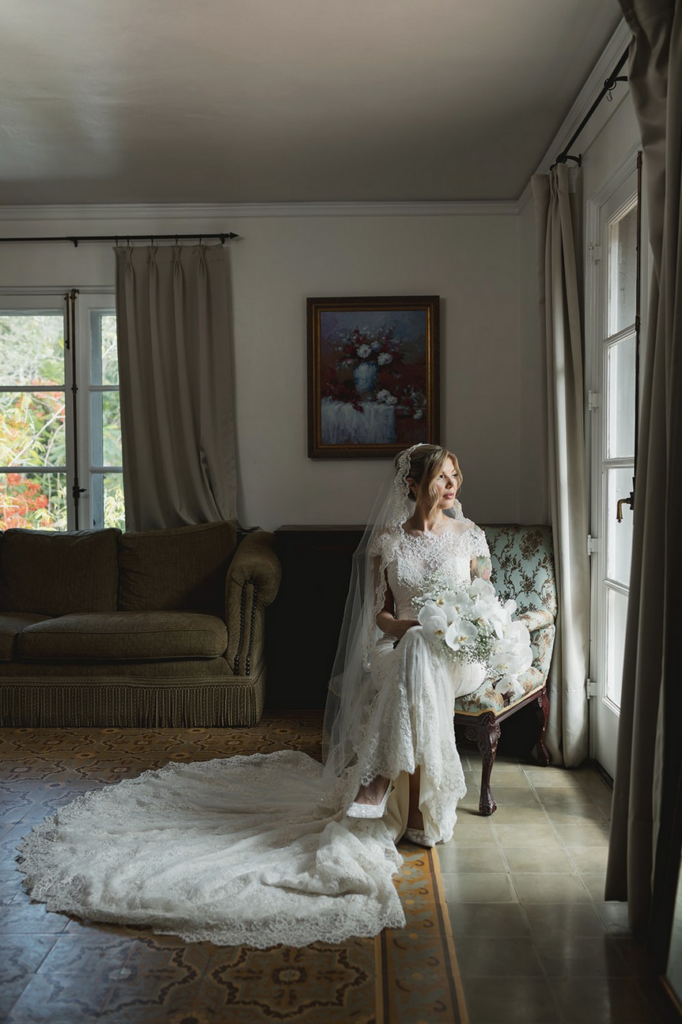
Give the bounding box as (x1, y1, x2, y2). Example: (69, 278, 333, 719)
(0, 521, 281, 728)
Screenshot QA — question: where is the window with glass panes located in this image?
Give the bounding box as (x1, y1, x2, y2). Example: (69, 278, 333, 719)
(587, 153, 644, 779)
(0, 293, 123, 531)
(88, 311, 124, 530)
(602, 198, 637, 709)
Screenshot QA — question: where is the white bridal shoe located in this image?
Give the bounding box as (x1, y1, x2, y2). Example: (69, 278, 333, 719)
(346, 781, 393, 819)
(403, 827, 436, 848)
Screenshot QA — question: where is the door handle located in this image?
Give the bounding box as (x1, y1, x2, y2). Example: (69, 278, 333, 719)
(616, 493, 634, 522)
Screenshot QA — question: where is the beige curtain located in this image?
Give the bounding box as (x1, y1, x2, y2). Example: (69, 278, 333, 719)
(115, 244, 237, 531)
(605, 0, 682, 939)
(531, 165, 590, 767)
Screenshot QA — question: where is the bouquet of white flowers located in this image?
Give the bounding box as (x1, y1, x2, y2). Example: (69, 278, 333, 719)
(415, 578, 533, 682)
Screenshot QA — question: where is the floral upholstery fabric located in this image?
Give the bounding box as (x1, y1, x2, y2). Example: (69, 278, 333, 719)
(455, 525, 556, 718)
(516, 608, 554, 632)
(529, 623, 555, 681)
(484, 525, 556, 619)
(456, 665, 544, 716)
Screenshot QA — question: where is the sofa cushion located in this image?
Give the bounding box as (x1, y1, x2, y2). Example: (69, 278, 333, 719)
(0, 613, 53, 661)
(0, 529, 121, 616)
(17, 612, 227, 661)
(118, 521, 237, 618)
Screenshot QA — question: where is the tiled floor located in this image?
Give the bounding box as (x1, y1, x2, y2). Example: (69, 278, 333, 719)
(0, 721, 679, 1024)
(441, 746, 679, 1024)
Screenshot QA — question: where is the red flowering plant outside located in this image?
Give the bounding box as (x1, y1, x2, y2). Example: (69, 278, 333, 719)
(0, 472, 56, 529)
(0, 314, 68, 530)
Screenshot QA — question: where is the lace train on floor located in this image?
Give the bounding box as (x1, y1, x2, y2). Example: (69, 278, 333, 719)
(16, 750, 404, 948)
(16, 628, 477, 946)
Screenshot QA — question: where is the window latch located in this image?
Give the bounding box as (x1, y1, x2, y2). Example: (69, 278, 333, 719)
(616, 490, 635, 521)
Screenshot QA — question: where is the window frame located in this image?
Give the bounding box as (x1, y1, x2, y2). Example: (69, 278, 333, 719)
(0, 286, 121, 532)
(585, 147, 649, 777)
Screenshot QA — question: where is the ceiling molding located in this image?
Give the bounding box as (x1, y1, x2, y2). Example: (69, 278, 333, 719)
(0, 200, 519, 226)
(516, 181, 534, 213)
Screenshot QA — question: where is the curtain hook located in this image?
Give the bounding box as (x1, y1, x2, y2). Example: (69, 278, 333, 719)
(175, 235, 179, 245)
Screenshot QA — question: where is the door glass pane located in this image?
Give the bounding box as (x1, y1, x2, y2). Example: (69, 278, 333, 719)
(0, 471, 68, 530)
(607, 334, 636, 459)
(606, 587, 629, 706)
(0, 314, 64, 386)
(90, 312, 118, 385)
(90, 472, 125, 530)
(0, 391, 67, 467)
(608, 203, 637, 336)
(90, 392, 122, 466)
(607, 467, 634, 586)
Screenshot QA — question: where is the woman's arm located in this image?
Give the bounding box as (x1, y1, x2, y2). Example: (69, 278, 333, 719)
(374, 557, 419, 640)
(470, 555, 492, 581)
(468, 523, 492, 581)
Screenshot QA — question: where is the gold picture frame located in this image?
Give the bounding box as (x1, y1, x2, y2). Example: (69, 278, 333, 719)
(307, 295, 440, 459)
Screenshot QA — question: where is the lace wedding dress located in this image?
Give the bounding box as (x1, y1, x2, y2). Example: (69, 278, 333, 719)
(16, 521, 489, 948)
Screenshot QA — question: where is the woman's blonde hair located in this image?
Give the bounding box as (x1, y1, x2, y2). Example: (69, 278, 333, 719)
(397, 444, 462, 513)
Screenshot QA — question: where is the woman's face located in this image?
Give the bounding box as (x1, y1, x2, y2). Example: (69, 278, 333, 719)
(411, 457, 459, 510)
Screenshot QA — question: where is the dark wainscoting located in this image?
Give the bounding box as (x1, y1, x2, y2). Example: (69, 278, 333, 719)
(265, 526, 364, 709)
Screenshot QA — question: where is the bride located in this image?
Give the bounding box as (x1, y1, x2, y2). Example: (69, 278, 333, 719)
(16, 443, 504, 948)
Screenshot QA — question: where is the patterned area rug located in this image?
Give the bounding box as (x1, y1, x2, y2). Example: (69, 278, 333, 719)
(0, 714, 468, 1024)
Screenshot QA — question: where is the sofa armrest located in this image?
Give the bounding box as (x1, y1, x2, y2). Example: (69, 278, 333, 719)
(516, 608, 555, 633)
(225, 532, 282, 676)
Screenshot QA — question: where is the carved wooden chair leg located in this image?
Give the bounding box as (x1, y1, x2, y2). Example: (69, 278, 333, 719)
(534, 687, 552, 767)
(465, 712, 501, 816)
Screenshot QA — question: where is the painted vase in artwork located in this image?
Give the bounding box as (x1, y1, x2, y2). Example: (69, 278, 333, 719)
(353, 362, 378, 395)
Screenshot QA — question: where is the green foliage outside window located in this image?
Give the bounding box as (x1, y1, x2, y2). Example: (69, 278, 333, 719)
(0, 312, 124, 531)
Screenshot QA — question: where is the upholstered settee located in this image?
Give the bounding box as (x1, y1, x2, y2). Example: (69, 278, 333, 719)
(0, 521, 281, 728)
(454, 524, 557, 815)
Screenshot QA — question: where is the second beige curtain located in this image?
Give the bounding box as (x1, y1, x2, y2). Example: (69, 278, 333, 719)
(115, 244, 237, 532)
(531, 165, 591, 767)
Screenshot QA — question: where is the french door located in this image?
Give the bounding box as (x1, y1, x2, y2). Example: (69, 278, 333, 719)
(587, 155, 646, 779)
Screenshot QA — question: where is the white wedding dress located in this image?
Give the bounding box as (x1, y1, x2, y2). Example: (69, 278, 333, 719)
(16, 521, 489, 948)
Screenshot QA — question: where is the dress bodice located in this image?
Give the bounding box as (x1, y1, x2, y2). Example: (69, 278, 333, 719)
(377, 523, 490, 620)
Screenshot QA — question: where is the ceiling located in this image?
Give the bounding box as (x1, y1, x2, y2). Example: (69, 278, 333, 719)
(0, 0, 623, 206)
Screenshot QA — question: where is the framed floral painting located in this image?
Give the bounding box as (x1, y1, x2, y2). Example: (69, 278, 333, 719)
(307, 295, 440, 458)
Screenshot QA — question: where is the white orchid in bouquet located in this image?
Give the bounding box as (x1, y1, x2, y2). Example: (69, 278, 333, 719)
(415, 577, 533, 682)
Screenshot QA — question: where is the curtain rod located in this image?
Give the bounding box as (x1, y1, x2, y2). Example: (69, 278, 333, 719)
(553, 47, 630, 169)
(0, 232, 239, 247)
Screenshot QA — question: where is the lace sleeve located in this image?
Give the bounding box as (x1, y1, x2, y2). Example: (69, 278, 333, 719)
(467, 523, 491, 581)
(368, 530, 384, 558)
(469, 524, 490, 559)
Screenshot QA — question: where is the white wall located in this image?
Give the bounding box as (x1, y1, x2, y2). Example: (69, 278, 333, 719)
(0, 206, 526, 531)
